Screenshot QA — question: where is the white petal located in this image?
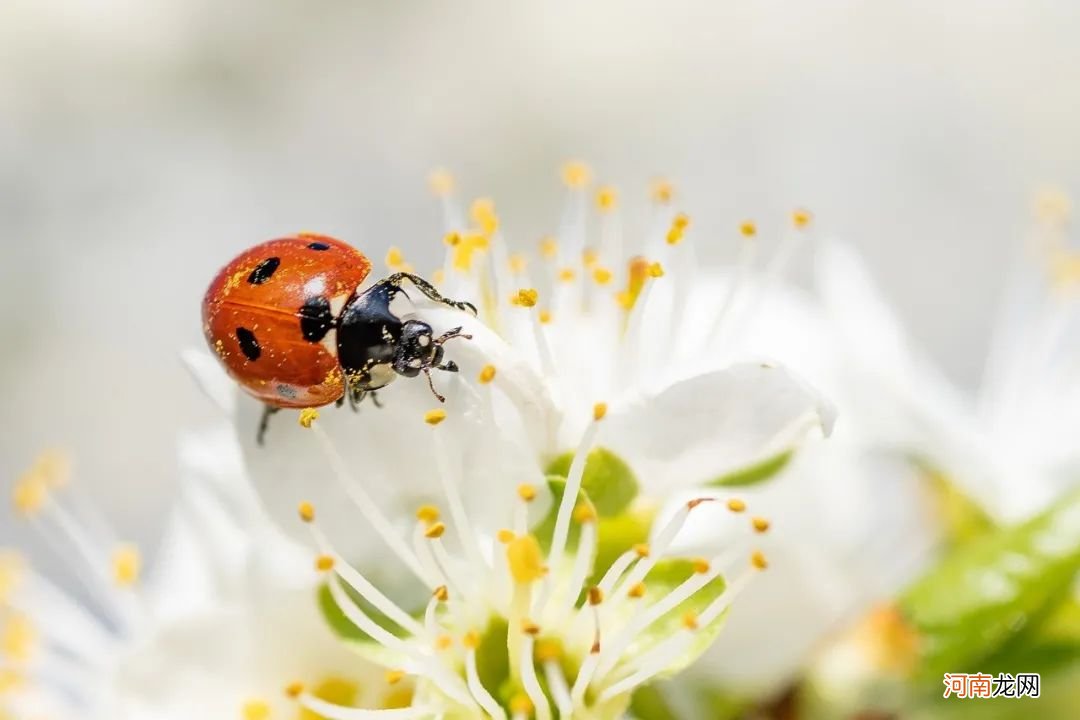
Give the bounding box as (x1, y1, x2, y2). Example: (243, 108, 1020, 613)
(603, 363, 834, 492)
(180, 347, 237, 417)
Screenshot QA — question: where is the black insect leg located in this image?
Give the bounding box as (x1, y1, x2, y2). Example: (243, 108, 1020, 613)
(257, 405, 281, 446)
(384, 273, 478, 316)
(433, 326, 473, 346)
(423, 369, 446, 403)
(369, 390, 383, 408)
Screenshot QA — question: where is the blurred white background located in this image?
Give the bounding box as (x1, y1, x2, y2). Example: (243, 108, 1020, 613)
(3, 0, 1080, 562)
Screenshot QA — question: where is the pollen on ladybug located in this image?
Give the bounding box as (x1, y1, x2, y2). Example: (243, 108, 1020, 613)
(298, 408, 319, 428)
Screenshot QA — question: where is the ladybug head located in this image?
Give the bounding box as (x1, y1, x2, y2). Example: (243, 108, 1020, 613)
(393, 320, 440, 377)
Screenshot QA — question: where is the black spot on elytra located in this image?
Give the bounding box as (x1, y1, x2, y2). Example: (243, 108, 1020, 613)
(299, 295, 334, 342)
(307, 242, 330, 251)
(247, 257, 280, 285)
(236, 327, 261, 361)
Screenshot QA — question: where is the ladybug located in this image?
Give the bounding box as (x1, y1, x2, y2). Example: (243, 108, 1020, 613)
(202, 233, 475, 443)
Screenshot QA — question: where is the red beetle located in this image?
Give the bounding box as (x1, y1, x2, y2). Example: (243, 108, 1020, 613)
(202, 233, 474, 442)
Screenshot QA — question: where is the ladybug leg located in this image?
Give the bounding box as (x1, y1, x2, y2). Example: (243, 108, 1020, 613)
(433, 326, 473, 346)
(384, 273, 478, 316)
(423, 368, 447, 403)
(437, 360, 459, 373)
(369, 390, 384, 409)
(335, 396, 345, 408)
(256, 405, 281, 446)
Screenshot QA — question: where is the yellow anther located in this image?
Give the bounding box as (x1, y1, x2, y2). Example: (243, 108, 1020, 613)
(298, 408, 319, 428)
(751, 550, 769, 570)
(435, 634, 453, 651)
(507, 534, 546, 584)
(12, 475, 46, 517)
(478, 364, 496, 384)
(416, 505, 440, 524)
(650, 178, 674, 205)
(558, 266, 576, 282)
(739, 221, 757, 238)
(464, 232, 490, 250)
(433, 585, 449, 602)
(508, 253, 528, 274)
(665, 227, 684, 245)
(687, 498, 714, 510)
(0, 667, 23, 694)
(298, 501, 315, 523)
(463, 630, 481, 649)
(517, 484, 538, 502)
(792, 208, 813, 229)
(1034, 187, 1071, 225)
(315, 555, 335, 572)
(511, 288, 539, 308)
(497, 529, 516, 544)
(285, 681, 305, 699)
(627, 582, 647, 599)
(112, 544, 141, 587)
(593, 402, 608, 421)
(539, 236, 559, 259)
(592, 266, 613, 285)
(425, 522, 447, 539)
(596, 186, 618, 212)
(538, 309, 553, 324)
(0, 551, 24, 603)
(510, 693, 534, 715)
(385, 246, 406, 269)
(1, 613, 35, 662)
(622, 256, 651, 310)
(242, 700, 271, 720)
(469, 197, 499, 236)
(428, 168, 455, 197)
(573, 503, 597, 524)
(633, 543, 651, 558)
(588, 586, 604, 606)
(521, 619, 541, 636)
(682, 612, 700, 631)
(385, 669, 407, 685)
(535, 638, 563, 662)
(443, 231, 462, 247)
(752, 517, 771, 533)
(432, 268, 446, 286)
(33, 450, 70, 488)
(648, 261, 664, 278)
(692, 558, 711, 574)
(727, 498, 747, 513)
(424, 409, 447, 426)
(673, 212, 690, 230)
(582, 248, 599, 267)
(561, 160, 592, 189)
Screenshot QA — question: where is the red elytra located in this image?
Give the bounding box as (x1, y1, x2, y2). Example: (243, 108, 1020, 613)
(201, 233, 372, 408)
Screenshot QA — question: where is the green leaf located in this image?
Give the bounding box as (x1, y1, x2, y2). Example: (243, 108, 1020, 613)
(631, 681, 749, 720)
(914, 456, 996, 545)
(627, 558, 729, 678)
(545, 446, 639, 516)
(707, 450, 793, 487)
(900, 487, 1080, 680)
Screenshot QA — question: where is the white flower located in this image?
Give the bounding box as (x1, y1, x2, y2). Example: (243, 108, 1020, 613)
(224, 166, 837, 717)
(242, 166, 833, 561)
(819, 189, 1080, 523)
(0, 425, 399, 720)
